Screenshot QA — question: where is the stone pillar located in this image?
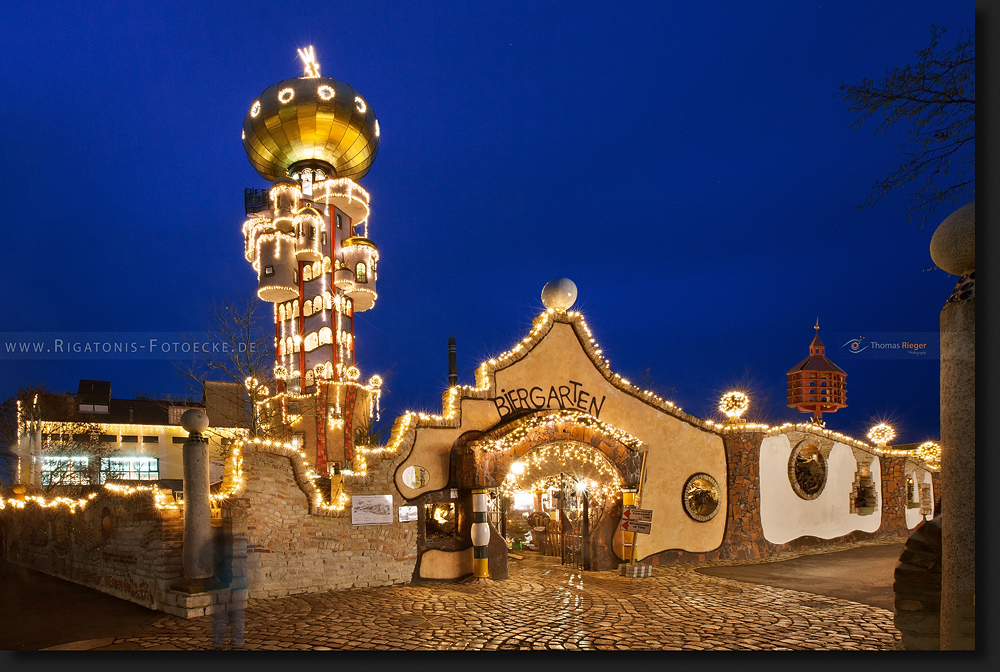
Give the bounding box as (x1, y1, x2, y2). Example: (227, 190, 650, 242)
(929, 202, 975, 650)
(181, 409, 214, 582)
(471, 488, 490, 579)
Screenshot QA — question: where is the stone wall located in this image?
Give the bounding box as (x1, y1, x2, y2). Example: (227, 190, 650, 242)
(236, 444, 418, 598)
(0, 489, 183, 610)
(647, 429, 913, 566)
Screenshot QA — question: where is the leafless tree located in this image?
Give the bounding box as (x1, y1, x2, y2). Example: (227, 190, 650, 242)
(840, 26, 974, 227)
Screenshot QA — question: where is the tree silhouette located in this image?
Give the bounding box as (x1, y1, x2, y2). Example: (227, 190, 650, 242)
(840, 26, 974, 227)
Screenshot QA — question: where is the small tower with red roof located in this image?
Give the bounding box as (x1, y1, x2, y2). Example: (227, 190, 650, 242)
(786, 319, 847, 423)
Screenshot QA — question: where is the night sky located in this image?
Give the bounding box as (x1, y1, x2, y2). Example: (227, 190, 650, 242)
(0, 1, 977, 445)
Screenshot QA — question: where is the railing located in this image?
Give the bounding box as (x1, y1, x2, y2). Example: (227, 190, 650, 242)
(245, 188, 268, 215)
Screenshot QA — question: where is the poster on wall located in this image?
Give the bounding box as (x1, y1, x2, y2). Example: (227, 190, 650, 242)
(398, 505, 418, 522)
(352, 495, 394, 525)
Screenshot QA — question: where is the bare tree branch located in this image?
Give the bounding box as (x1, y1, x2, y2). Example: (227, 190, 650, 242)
(840, 25, 975, 227)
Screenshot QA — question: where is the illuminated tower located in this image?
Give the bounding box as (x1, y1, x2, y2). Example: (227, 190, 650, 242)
(786, 320, 847, 423)
(241, 47, 382, 475)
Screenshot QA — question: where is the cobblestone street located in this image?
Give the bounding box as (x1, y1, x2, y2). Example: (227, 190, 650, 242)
(62, 540, 904, 651)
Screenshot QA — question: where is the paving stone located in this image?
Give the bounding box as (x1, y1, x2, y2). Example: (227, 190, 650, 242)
(74, 542, 901, 651)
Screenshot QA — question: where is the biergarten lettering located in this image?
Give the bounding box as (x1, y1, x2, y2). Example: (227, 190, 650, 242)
(493, 380, 607, 419)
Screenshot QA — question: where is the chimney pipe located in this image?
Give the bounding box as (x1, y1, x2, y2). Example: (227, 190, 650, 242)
(448, 336, 457, 387)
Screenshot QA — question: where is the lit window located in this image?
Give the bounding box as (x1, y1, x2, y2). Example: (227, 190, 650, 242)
(356, 262, 367, 283)
(264, 265, 275, 277)
(336, 214, 342, 229)
(100, 457, 159, 484)
(41, 457, 90, 486)
(313, 296, 323, 313)
(303, 265, 313, 283)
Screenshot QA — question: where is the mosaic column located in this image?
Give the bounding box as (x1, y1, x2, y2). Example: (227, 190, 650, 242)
(471, 488, 490, 578)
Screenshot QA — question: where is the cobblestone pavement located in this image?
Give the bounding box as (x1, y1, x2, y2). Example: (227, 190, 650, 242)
(77, 539, 904, 651)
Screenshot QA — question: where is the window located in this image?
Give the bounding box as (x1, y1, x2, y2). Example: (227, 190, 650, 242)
(142, 435, 159, 444)
(303, 302, 313, 317)
(99, 457, 159, 484)
(264, 265, 274, 277)
(335, 214, 342, 229)
(303, 265, 313, 283)
(121, 435, 138, 443)
(168, 407, 186, 425)
(790, 442, 827, 499)
(683, 473, 721, 522)
(41, 457, 90, 486)
(78, 404, 94, 412)
(321, 231, 327, 245)
(172, 436, 186, 444)
(319, 327, 333, 345)
(307, 225, 315, 241)
(304, 332, 318, 351)
(313, 296, 323, 313)
(425, 502, 457, 539)
(356, 262, 367, 283)
(293, 269, 298, 283)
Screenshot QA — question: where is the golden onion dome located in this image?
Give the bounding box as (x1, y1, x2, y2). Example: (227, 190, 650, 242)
(242, 76, 380, 182)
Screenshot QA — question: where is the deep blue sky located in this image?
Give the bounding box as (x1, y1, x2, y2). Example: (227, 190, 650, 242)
(0, 1, 976, 444)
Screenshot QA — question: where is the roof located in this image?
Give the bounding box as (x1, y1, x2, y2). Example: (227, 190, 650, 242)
(786, 355, 847, 375)
(39, 393, 204, 426)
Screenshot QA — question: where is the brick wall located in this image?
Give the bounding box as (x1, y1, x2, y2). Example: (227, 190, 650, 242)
(0, 490, 184, 610)
(236, 444, 418, 598)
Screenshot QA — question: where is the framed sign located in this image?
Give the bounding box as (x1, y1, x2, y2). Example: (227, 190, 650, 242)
(352, 495, 393, 525)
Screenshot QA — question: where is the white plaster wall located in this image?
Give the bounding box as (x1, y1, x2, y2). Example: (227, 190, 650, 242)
(905, 469, 935, 529)
(760, 435, 881, 545)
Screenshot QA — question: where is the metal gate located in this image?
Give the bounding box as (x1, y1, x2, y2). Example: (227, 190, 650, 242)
(560, 476, 592, 571)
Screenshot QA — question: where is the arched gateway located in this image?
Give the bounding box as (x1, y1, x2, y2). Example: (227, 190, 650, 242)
(388, 309, 728, 581)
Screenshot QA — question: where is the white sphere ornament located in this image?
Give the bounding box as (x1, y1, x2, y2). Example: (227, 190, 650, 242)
(541, 278, 578, 311)
(180, 408, 210, 434)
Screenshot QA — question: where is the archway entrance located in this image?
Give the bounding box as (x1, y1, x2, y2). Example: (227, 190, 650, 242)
(458, 409, 646, 572)
(497, 441, 623, 569)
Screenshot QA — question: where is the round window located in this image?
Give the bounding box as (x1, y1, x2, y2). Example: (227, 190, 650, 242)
(683, 473, 721, 522)
(401, 465, 430, 489)
(789, 442, 827, 499)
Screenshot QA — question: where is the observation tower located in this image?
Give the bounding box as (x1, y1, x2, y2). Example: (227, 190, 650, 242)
(241, 47, 383, 475)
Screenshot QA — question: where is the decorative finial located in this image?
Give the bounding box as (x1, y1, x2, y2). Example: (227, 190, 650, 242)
(815, 317, 820, 331)
(541, 278, 578, 311)
(180, 408, 210, 435)
(297, 46, 321, 78)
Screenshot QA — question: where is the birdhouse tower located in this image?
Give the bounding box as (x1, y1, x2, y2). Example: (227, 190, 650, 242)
(786, 320, 847, 423)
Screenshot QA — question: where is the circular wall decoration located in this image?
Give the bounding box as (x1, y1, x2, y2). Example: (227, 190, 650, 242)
(402, 465, 430, 489)
(278, 87, 295, 104)
(789, 441, 827, 499)
(683, 473, 721, 522)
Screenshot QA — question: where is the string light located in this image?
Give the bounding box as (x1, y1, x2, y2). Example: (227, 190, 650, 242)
(318, 85, 335, 101)
(867, 423, 895, 446)
(278, 87, 294, 104)
(250, 101, 261, 117)
(355, 96, 366, 114)
(297, 46, 321, 78)
(718, 391, 750, 419)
